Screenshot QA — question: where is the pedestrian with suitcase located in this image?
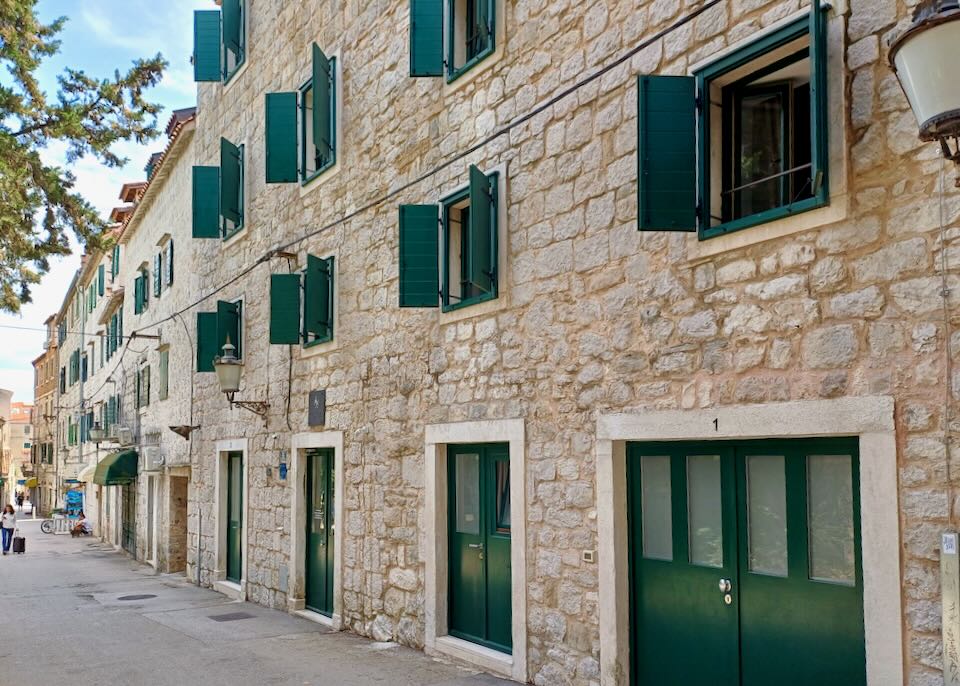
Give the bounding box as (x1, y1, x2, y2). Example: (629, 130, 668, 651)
(1, 505, 16, 555)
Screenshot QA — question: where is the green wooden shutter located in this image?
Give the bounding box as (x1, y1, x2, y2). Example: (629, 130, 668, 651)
(142, 269, 149, 305)
(409, 0, 443, 77)
(468, 165, 495, 294)
(637, 75, 697, 231)
(270, 274, 301, 344)
(220, 138, 243, 226)
(134, 276, 143, 314)
(217, 300, 241, 358)
(112, 245, 120, 281)
(98, 265, 105, 295)
(192, 166, 221, 238)
(304, 255, 332, 339)
(265, 93, 299, 183)
(153, 254, 162, 297)
(398, 204, 440, 307)
(222, 0, 242, 54)
(166, 240, 174, 286)
(810, 1, 828, 197)
(159, 349, 169, 400)
(312, 45, 333, 161)
(194, 10, 222, 82)
(135, 369, 141, 409)
(196, 312, 218, 373)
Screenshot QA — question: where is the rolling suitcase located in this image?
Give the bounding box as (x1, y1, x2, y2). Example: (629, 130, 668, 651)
(12, 529, 25, 554)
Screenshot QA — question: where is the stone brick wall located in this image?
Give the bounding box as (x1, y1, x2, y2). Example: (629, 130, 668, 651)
(178, 0, 960, 683)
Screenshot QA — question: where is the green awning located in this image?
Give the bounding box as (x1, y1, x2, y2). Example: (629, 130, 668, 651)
(93, 450, 139, 486)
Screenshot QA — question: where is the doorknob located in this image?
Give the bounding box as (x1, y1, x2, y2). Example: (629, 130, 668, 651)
(718, 578, 732, 593)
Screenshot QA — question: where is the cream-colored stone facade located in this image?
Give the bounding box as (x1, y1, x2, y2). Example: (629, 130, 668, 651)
(35, 0, 960, 683)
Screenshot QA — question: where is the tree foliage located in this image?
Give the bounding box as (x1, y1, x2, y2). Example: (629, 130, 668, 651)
(0, 0, 167, 312)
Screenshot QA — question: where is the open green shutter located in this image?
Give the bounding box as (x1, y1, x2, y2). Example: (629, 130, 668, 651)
(167, 240, 174, 286)
(468, 165, 495, 294)
(196, 312, 218, 373)
(194, 10, 222, 82)
(134, 276, 143, 314)
(98, 265, 105, 296)
(270, 274, 301, 344)
(142, 269, 149, 304)
(304, 255, 332, 338)
(112, 245, 120, 281)
(312, 45, 333, 160)
(153, 254, 162, 297)
(192, 166, 221, 238)
(217, 300, 241, 358)
(637, 75, 697, 231)
(398, 204, 439, 307)
(265, 92, 299, 183)
(810, 1, 828, 197)
(222, 0, 241, 54)
(220, 138, 242, 225)
(409, 0, 443, 76)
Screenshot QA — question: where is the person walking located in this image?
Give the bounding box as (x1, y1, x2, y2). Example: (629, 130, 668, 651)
(1, 505, 16, 555)
(15, 493, 23, 511)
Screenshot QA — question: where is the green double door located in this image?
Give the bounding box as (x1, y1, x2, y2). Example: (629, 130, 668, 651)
(121, 483, 136, 554)
(628, 438, 864, 686)
(226, 452, 243, 584)
(305, 449, 335, 616)
(448, 443, 512, 653)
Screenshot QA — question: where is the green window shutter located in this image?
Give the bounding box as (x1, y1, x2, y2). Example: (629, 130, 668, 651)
(196, 312, 218, 373)
(222, 0, 242, 54)
(637, 75, 697, 231)
(166, 239, 174, 286)
(398, 204, 440, 307)
(217, 300, 241, 358)
(159, 349, 169, 400)
(135, 369, 141, 410)
(468, 165, 495, 295)
(144, 366, 151, 406)
(118, 306, 123, 343)
(153, 254, 162, 297)
(220, 138, 243, 226)
(312, 45, 333, 160)
(134, 276, 143, 314)
(112, 244, 120, 281)
(265, 93, 299, 183)
(409, 0, 443, 77)
(810, 2, 828, 197)
(194, 10, 222, 82)
(98, 265, 105, 296)
(270, 273, 301, 344)
(304, 255, 333, 339)
(192, 166, 221, 238)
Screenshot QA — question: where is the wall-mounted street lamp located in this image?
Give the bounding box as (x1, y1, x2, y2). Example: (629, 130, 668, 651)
(89, 422, 105, 445)
(213, 338, 269, 421)
(889, 0, 960, 183)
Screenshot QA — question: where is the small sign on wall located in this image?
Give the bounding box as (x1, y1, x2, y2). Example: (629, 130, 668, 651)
(308, 389, 326, 427)
(943, 532, 960, 686)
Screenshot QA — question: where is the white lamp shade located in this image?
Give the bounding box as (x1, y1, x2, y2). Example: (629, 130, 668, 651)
(215, 358, 243, 394)
(890, 4, 960, 139)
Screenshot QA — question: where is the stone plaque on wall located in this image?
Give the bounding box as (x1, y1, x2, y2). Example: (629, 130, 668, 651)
(943, 533, 960, 686)
(308, 390, 326, 427)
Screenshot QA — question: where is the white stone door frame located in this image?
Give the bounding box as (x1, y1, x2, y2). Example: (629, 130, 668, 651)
(288, 431, 344, 630)
(424, 418, 528, 683)
(595, 397, 903, 686)
(213, 438, 248, 601)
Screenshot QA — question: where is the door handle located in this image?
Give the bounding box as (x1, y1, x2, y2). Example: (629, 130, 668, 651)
(468, 543, 484, 549)
(718, 578, 732, 593)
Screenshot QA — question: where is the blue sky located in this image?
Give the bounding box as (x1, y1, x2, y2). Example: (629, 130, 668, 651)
(0, 0, 209, 403)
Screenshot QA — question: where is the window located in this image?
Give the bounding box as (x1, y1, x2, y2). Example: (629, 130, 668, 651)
(164, 239, 174, 287)
(398, 165, 498, 311)
(409, 0, 496, 82)
(192, 1, 245, 84)
(81, 353, 88, 383)
(268, 255, 335, 347)
(158, 348, 170, 401)
(192, 138, 244, 239)
(136, 366, 151, 409)
(265, 45, 337, 186)
(134, 268, 150, 314)
(637, 11, 827, 240)
(153, 252, 162, 298)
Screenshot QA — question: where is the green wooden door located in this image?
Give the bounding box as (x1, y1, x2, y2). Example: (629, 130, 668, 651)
(121, 483, 137, 554)
(628, 438, 864, 686)
(305, 448, 335, 615)
(448, 443, 512, 653)
(226, 452, 243, 583)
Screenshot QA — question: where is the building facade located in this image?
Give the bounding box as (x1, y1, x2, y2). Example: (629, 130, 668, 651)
(32, 316, 59, 515)
(6, 402, 35, 505)
(33, 0, 960, 684)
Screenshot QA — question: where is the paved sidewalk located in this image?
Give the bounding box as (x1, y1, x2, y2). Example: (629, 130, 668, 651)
(0, 519, 512, 686)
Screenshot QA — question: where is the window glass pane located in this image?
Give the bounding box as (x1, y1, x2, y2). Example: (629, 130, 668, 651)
(747, 455, 788, 576)
(640, 456, 672, 561)
(495, 459, 510, 533)
(687, 455, 723, 568)
(736, 88, 786, 217)
(455, 452, 480, 535)
(808, 455, 855, 585)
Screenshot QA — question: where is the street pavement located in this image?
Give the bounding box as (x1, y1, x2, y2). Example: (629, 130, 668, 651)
(0, 519, 513, 686)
